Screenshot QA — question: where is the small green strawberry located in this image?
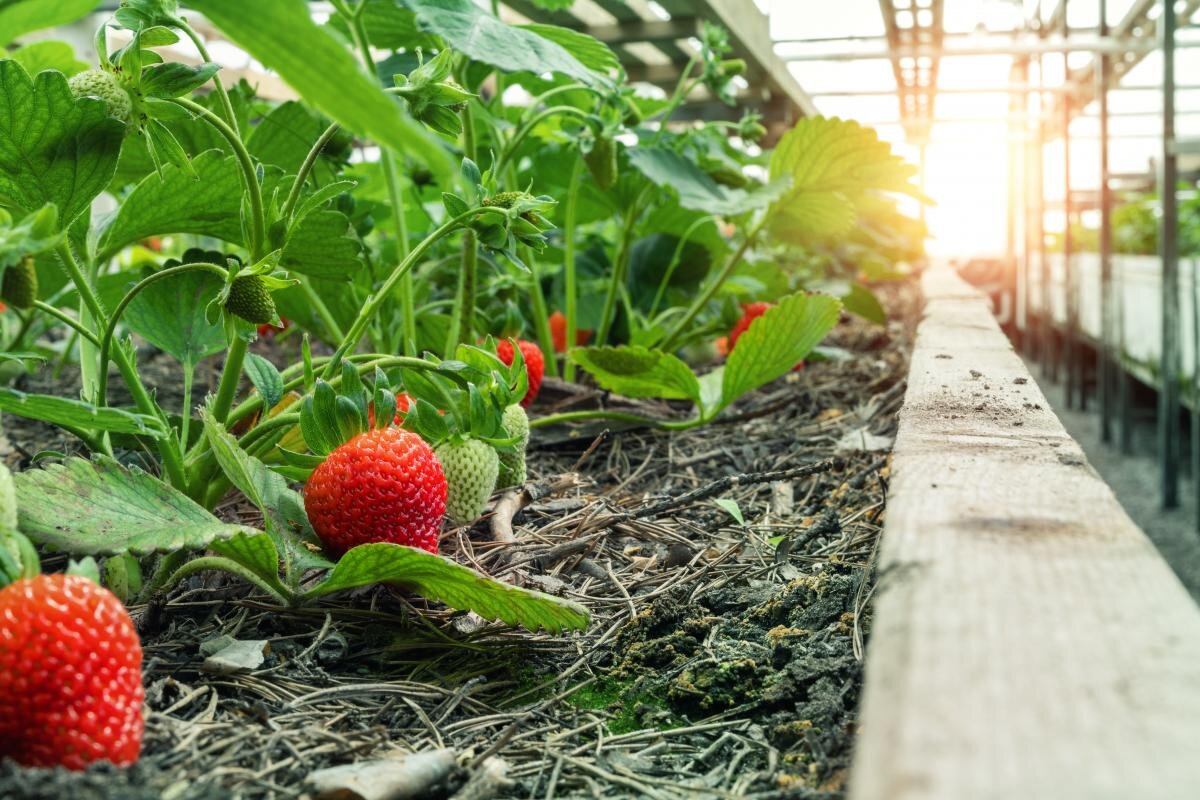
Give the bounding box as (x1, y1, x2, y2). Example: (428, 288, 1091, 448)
(435, 437, 500, 525)
(0, 256, 37, 310)
(584, 134, 618, 191)
(482, 191, 524, 211)
(496, 403, 530, 489)
(67, 69, 132, 123)
(225, 275, 277, 325)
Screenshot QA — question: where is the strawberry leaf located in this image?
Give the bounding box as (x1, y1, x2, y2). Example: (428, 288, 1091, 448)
(767, 117, 924, 243)
(0, 61, 124, 227)
(570, 345, 701, 404)
(626, 146, 788, 217)
(304, 543, 590, 634)
(0, 387, 169, 438)
(12, 456, 254, 556)
(717, 292, 841, 416)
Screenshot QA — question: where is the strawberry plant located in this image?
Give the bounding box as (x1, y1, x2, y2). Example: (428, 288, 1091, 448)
(0, 0, 926, 680)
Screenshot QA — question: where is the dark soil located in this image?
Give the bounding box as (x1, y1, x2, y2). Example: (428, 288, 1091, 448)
(0, 283, 917, 799)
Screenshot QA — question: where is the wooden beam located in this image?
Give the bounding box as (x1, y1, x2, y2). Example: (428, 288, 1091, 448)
(849, 264, 1200, 800)
(656, 0, 817, 116)
(583, 18, 700, 46)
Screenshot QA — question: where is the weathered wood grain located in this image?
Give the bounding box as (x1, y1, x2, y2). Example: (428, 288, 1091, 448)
(849, 265, 1200, 800)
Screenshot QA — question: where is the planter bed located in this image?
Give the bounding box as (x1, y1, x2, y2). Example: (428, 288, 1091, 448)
(0, 284, 916, 800)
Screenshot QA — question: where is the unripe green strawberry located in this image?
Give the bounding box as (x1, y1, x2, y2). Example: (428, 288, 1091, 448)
(435, 437, 500, 525)
(496, 403, 530, 489)
(718, 58, 747, 78)
(0, 256, 37, 310)
(482, 191, 523, 210)
(584, 135, 618, 191)
(225, 275, 276, 325)
(67, 69, 132, 123)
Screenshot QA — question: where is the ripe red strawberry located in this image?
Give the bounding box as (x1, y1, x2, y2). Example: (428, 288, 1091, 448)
(728, 301, 772, 350)
(496, 339, 544, 408)
(256, 316, 290, 338)
(548, 310, 592, 353)
(304, 427, 447, 555)
(0, 574, 144, 770)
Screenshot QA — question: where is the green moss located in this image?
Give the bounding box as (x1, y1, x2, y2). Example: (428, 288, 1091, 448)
(565, 677, 681, 735)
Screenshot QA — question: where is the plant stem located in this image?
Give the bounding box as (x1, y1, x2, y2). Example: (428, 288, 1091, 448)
(96, 262, 228, 407)
(31, 301, 100, 347)
(298, 279, 346, 342)
(562, 157, 583, 381)
(529, 409, 696, 431)
(179, 362, 195, 451)
(649, 215, 717, 318)
(55, 243, 188, 489)
(595, 189, 649, 345)
(177, 20, 240, 134)
(280, 121, 341, 223)
(522, 244, 557, 377)
(446, 230, 478, 355)
(494, 105, 598, 176)
(660, 216, 768, 352)
(323, 208, 506, 379)
(160, 555, 291, 605)
(210, 336, 248, 425)
(168, 97, 265, 260)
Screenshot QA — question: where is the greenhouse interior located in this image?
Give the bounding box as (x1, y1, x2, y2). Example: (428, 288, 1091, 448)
(1, 0, 1199, 797)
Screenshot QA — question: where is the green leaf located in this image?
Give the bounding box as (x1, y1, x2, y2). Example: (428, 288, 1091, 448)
(244, 353, 284, 411)
(719, 292, 841, 415)
(0, 388, 168, 437)
(140, 61, 220, 98)
(247, 101, 327, 174)
(281, 210, 364, 279)
(714, 498, 744, 526)
(0, 0, 101, 43)
(405, 0, 603, 87)
(13, 456, 253, 556)
(201, 412, 332, 574)
(305, 542, 589, 633)
(768, 117, 922, 243)
(123, 268, 226, 365)
(0, 61, 124, 226)
(570, 346, 700, 404)
(8, 40, 87, 77)
(207, 530, 294, 597)
(328, 0, 439, 50)
(189, 0, 451, 179)
(627, 146, 787, 216)
(519, 24, 619, 75)
(98, 150, 241, 257)
(842, 283, 886, 325)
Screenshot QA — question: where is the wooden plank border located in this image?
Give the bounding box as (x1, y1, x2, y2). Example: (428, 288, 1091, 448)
(849, 265, 1200, 800)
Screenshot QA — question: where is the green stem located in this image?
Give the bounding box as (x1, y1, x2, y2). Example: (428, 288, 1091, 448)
(168, 97, 265, 260)
(160, 556, 291, 605)
(322, 208, 506, 379)
(660, 216, 768, 352)
(381, 150, 417, 354)
(595, 190, 650, 345)
(494, 106, 598, 176)
(298, 279, 346, 342)
(55, 243, 188, 489)
(140, 551, 187, 601)
(178, 20, 240, 134)
(562, 157, 583, 382)
(31, 301, 101, 347)
(529, 409, 696, 431)
(522, 244, 557, 377)
(649, 215, 717, 318)
(447, 230, 478, 355)
(281, 121, 341, 223)
(97, 262, 228, 407)
(210, 336, 248, 425)
(179, 362, 195, 451)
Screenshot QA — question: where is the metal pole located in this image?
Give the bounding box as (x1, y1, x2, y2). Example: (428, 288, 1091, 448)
(1099, 0, 1115, 443)
(1159, 0, 1180, 509)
